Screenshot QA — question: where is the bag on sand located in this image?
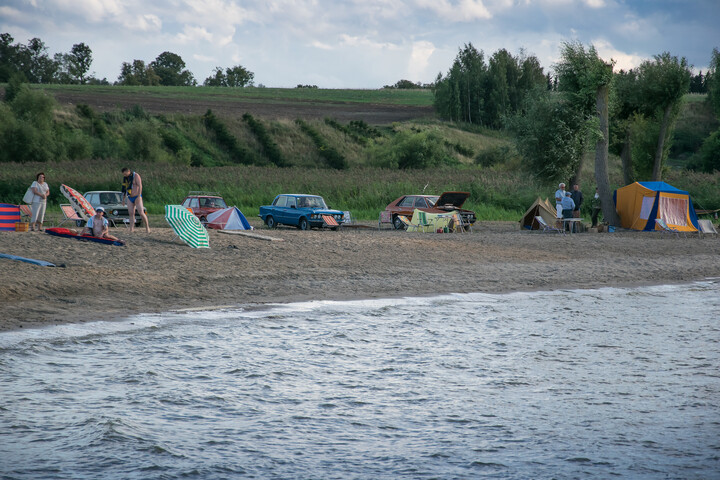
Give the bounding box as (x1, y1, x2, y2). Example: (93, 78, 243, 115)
(23, 187, 34, 204)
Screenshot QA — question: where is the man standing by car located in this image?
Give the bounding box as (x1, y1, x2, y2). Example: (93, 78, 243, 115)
(121, 167, 150, 233)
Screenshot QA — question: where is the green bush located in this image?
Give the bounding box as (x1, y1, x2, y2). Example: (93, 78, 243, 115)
(123, 120, 162, 161)
(475, 144, 519, 167)
(697, 128, 720, 173)
(202, 109, 258, 165)
(296, 119, 348, 169)
(370, 130, 457, 169)
(243, 113, 287, 167)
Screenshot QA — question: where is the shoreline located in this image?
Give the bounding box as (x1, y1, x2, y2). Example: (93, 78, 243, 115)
(2, 221, 720, 332)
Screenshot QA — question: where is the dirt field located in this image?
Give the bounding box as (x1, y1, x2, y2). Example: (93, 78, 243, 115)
(50, 90, 435, 124)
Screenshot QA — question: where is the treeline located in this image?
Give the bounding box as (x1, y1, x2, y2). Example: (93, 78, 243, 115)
(432, 42, 720, 181)
(0, 33, 253, 87)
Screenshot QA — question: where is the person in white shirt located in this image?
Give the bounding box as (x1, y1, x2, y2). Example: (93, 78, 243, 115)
(82, 207, 118, 241)
(554, 183, 566, 218)
(30, 172, 50, 232)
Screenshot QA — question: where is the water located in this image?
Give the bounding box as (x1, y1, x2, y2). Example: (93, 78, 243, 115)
(1, 282, 719, 480)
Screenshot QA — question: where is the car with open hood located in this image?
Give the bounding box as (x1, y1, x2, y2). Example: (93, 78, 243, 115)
(384, 191, 476, 230)
(82, 190, 147, 227)
(259, 194, 344, 230)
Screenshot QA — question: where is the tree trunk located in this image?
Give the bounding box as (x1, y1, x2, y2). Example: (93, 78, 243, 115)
(569, 157, 583, 190)
(651, 104, 673, 181)
(620, 128, 633, 185)
(594, 84, 621, 226)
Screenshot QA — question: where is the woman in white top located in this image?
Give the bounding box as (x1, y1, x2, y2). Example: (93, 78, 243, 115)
(30, 172, 50, 232)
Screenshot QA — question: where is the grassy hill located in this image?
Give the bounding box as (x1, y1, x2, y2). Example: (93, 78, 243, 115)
(1, 85, 718, 220)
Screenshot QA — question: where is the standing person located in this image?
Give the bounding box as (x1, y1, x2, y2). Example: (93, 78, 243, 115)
(554, 183, 566, 219)
(82, 207, 119, 241)
(571, 184, 583, 218)
(29, 172, 50, 232)
(561, 191, 576, 232)
(121, 167, 150, 233)
(590, 187, 602, 227)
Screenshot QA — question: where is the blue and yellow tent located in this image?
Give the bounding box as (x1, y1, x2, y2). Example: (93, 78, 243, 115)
(0, 203, 21, 231)
(614, 181, 699, 233)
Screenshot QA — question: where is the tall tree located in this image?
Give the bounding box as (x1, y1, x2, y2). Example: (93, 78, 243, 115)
(555, 41, 618, 225)
(707, 48, 720, 119)
(65, 43, 93, 84)
(117, 60, 160, 86)
(507, 87, 586, 181)
(149, 51, 195, 86)
(636, 52, 691, 180)
(204, 65, 254, 87)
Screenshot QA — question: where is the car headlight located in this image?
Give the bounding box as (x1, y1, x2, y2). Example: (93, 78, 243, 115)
(112, 209, 119, 216)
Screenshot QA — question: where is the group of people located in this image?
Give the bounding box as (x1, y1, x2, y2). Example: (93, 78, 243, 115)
(26, 167, 150, 237)
(554, 182, 603, 230)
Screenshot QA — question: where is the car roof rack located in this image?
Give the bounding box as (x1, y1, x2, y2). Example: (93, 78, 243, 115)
(187, 191, 222, 196)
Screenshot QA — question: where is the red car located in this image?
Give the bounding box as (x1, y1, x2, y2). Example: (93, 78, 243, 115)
(384, 191, 476, 230)
(181, 192, 228, 222)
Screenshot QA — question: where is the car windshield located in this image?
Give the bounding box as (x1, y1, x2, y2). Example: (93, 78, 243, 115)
(426, 196, 440, 207)
(297, 196, 327, 208)
(201, 197, 227, 208)
(99, 192, 123, 204)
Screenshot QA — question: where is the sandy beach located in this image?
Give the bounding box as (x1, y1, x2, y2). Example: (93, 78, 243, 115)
(1, 220, 719, 332)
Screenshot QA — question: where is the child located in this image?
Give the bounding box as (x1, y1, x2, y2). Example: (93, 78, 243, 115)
(82, 207, 119, 241)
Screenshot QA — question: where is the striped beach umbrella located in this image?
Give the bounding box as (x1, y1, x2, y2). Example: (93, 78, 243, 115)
(165, 205, 210, 249)
(61, 184, 95, 220)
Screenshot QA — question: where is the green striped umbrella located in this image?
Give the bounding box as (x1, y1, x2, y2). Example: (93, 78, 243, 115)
(165, 205, 210, 249)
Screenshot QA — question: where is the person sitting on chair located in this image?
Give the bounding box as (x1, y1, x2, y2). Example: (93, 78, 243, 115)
(82, 207, 119, 241)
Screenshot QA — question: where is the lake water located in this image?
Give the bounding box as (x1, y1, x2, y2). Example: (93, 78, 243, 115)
(1, 282, 719, 479)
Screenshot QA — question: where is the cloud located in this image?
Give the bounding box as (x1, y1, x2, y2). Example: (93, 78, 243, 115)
(122, 14, 162, 32)
(592, 38, 646, 71)
(52, 0, 123, 23)
(414, 0, 492, 22)
(408, 40, 435, 80)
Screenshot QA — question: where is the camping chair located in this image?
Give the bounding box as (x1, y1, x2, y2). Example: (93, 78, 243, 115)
(451, 212, 471, 233)
(655, 218, 684, 238)
(378, 211, 392, 229)
(535, 216, 564, 234)
(395, 215, 411, 230)
(697, 219, 718, 238)
(58, 204, 84, 227)
(407, 210, 432, 232)
(19, 204, 32, 221)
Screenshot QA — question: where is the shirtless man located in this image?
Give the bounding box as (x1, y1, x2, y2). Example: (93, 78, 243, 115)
(121, 167, 150, 233)
(82, 207, 119, 241)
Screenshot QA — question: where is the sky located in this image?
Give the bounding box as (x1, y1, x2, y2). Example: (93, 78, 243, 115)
(2, 0, 719, 88)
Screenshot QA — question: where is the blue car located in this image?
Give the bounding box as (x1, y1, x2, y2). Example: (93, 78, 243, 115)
(259, 194, 344, 230)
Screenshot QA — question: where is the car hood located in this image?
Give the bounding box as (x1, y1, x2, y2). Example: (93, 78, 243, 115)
(434, 192, 470, 208)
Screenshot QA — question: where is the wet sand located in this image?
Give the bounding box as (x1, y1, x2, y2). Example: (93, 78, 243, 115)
(1, 221, 719, 332)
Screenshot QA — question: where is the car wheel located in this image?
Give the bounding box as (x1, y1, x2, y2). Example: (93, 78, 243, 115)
(393, 216, 405, 230)
(266, 216, 276, 228)
(76, 220, 85, 228)
(298, 217, 309, 230)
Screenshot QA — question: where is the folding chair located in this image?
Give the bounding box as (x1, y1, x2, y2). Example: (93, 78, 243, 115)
(19, 204, 32, 221)
(535, 216, 564, 234)
(655, 218, 684, 238)
(697, 219, 718, 238)
(378, 210, 393, 229)
(58, 204, 84, 227)
(407, 210, 432, 232)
